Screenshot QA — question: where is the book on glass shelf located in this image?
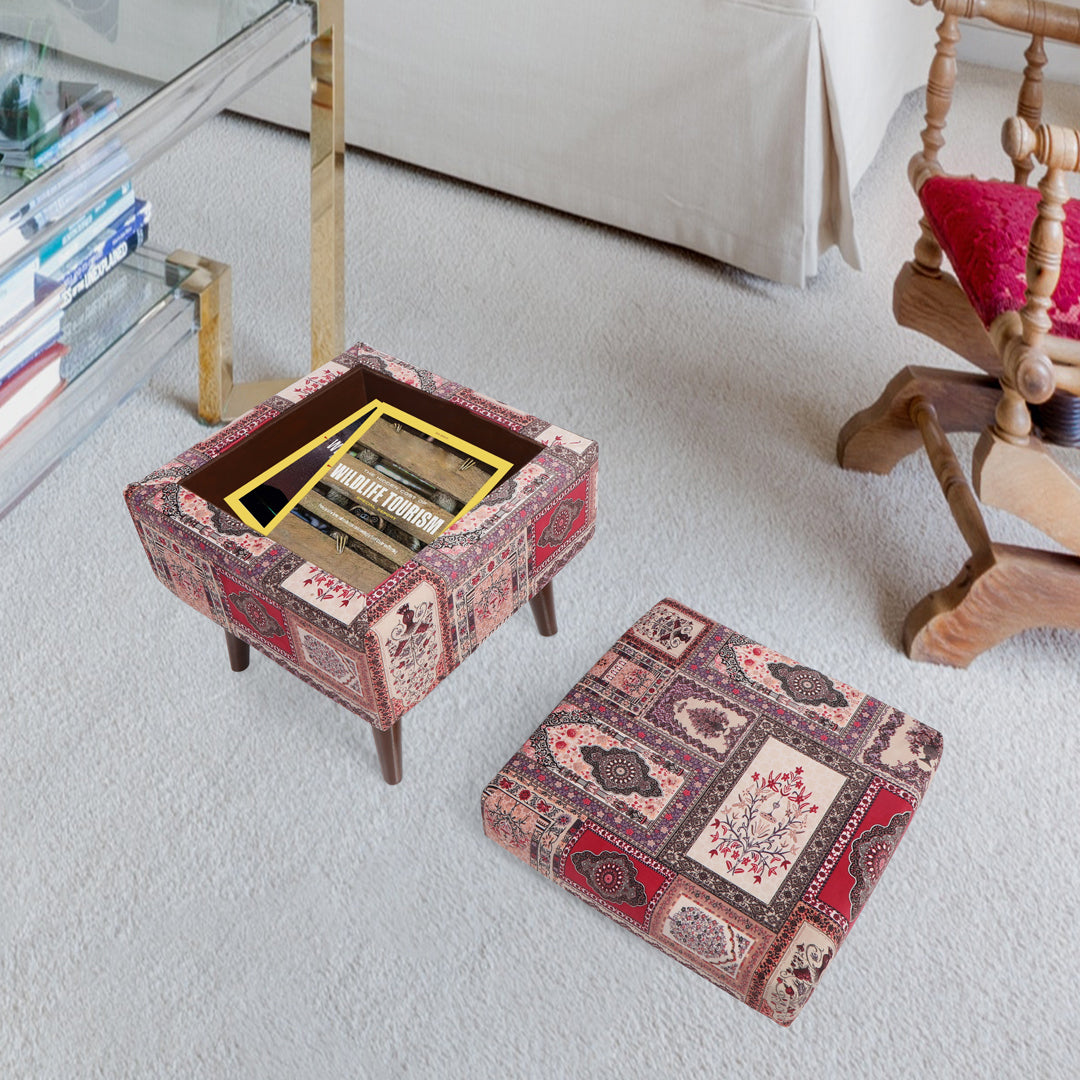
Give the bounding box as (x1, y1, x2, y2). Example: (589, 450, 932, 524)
(0, 253, 37, 326)
(53, 197, 150, 309)
(0, 276, 63, 384)
(0, 74, 100, 167)
(221, 398, 513, 591)
(36, 180, 134, 280)
(0, 338, 67, 449)
(16, 89, 120, 176)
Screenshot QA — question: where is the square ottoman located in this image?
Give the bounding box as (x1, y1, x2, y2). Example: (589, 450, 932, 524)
(125, 342, 598, 784)
(482, 598, 942, 1025)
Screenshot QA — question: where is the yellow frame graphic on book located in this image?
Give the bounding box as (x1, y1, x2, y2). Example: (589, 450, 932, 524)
(225, 399, 513, 539)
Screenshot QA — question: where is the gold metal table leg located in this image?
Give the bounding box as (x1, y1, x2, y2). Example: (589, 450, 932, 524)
(310, 0, 345, 369)
(169, 249, 293, 424)
(181, 0, 345, 424)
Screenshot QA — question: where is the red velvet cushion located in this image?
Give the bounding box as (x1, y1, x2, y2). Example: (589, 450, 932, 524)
(919, 174, 1080, 339)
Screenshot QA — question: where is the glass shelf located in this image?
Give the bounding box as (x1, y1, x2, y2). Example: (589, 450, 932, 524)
(0, 1, 319, 522)
(0, 244, 195, 519)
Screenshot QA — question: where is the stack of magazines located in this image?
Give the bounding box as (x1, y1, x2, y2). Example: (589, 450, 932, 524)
(0, 70, 151, 449)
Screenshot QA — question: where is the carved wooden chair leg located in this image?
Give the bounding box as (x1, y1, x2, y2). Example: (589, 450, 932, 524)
(225, 629, 250, 672)
(371, 720, 403, 785)
(837, 365, 1001, 475)
(529, 580, 558, 637)
(972, 427, 1080, 556)
(902, 396, 1080, 665)
(905, 542, 1080, 667)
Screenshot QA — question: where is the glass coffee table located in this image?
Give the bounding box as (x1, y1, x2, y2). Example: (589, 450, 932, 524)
(0, 0, 343, 520)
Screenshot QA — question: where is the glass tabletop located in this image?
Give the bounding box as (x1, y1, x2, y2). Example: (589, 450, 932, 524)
(0, 0, 314, 265)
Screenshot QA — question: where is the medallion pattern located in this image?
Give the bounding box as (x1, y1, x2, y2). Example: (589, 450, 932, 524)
(560, 824, 674, 928)
(527, 712, 687, 825)
(721, 639, 866, 729)
(214, 572, 294, 657)
(531, 476, 591, 573)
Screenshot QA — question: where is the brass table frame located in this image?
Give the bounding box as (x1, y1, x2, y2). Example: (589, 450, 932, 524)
(174, 0, 345, 425)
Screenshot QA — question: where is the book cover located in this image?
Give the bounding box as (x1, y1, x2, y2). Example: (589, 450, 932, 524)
(0, 339, 66, 447)
(53, 199, 150, 309)
(36, 181, 134, 277)
(226, 401, 384, 535)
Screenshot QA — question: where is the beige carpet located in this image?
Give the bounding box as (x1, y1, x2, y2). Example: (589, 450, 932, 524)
(1, 63, 1076, 1078)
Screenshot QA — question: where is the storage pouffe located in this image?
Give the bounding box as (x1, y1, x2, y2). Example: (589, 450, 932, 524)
(482, 598, 942, 1025)
(125, 342, 597, 783)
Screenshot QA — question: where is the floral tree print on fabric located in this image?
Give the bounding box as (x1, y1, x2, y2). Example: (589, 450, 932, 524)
(708, 767, 818, 886)
(382, 599, 439, 709)
(764, 935, 834, 1025)
(664, 902, 754, 977)
(907, 723, 943, 770)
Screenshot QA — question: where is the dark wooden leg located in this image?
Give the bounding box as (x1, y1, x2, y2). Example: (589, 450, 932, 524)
(529, 580, 558, 636)
(371, 720, 403, 785)
(225, 629, 250, 672)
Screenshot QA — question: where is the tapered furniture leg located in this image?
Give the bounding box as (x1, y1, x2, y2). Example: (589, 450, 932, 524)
(225, 630, 250, 672)
(371, 721, 403, 785)
(529, 580, 558, 636)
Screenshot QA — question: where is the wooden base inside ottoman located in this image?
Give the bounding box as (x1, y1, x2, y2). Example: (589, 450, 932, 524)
(482, 598, 942, 1025)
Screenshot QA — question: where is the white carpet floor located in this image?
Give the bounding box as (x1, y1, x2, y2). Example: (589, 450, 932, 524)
(2, 62, 1078, 1078)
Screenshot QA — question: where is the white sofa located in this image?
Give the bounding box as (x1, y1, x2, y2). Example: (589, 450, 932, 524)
(25, 0, 940, 285)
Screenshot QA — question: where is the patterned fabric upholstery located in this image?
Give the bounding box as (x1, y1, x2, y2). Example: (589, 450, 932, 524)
(483, 599, 942, 1025)
(919, 174, 1080, 338)
(125, 343, 598, 730)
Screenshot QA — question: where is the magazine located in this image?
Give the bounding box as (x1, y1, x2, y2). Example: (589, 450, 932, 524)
(225, 398, 513, 585)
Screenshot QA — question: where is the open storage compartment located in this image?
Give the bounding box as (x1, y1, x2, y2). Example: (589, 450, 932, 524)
(181, 366, 544, 592)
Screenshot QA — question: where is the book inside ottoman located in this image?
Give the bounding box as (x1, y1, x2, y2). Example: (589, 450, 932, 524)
(182, 366, 543, 594)
(482, 598, 943, 1025)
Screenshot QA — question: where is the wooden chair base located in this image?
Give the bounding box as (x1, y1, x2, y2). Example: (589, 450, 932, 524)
(973, 428, 1080, 556)
(905, 542, 1080, 667)
(840, 380, 1080, 664)
(837, 365, 1000, 475)
(220, 578, 561, 781)
(892, 263, 1002, 378)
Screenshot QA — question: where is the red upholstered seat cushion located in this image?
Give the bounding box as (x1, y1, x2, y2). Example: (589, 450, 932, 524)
(919, 174, 1080, 339)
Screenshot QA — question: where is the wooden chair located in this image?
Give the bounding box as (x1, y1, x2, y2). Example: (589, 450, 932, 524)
(839, 0, 1080, 666)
